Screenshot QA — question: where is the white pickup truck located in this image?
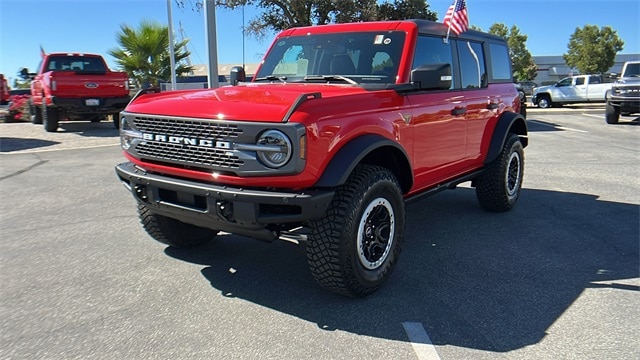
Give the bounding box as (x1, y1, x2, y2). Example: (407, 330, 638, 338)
(532, 74, 613, 108)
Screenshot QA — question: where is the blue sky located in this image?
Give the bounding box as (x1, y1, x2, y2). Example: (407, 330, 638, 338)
(1, 0, 639, 85)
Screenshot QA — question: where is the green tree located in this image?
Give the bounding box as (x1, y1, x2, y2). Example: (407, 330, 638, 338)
(108, 21, 193, 87)
(12, 78, 31, 89)
(563, 25, 624, 74)
(177, 1, 436, 38)
(488, 23, 537, 81)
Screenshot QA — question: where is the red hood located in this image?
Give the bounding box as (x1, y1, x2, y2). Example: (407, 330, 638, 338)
(125, 83, 370, 122)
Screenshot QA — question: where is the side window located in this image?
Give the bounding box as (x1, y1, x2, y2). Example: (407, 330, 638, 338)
(488, 43, 511, 81)
(412, 36, 454, 89)
(557, 78, 572, 87)
(575, 77, 585, 85)
(457, 40, 486, 89)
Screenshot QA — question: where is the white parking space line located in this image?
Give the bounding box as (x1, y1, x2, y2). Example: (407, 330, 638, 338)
(527, 120, 588, 133)
(2, 143, 120, 155)
(582, 113, 604, 120)
(402, 322, 442, 360)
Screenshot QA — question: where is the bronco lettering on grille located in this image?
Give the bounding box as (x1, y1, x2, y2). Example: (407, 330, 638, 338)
(142, 133, 231, 149)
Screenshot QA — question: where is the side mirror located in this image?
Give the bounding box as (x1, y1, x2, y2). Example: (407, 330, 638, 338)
(229, 66, 246, 85)
(410, 63, 451, 90)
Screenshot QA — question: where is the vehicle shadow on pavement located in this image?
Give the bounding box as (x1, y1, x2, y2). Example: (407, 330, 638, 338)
(526, 118, 567, 132)
(0, 137, 59, 152)
(165, 187, 639, 352)
(614, 116, 639, 125)
(56, 121, 119, 137)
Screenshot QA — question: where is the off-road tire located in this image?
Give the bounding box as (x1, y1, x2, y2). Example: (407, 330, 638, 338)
(30, 100, 43, 124)
(306, 165, 405, 297)
(43, 105, 59, 132)
(475, 133, 524, 212)
(138, 203, 218, 248)
(605, 102, 620, 124)
(537, 95, 551, 108)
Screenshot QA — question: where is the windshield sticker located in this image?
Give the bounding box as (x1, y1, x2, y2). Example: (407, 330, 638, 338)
(374, 35, 384, 44)
(383, 38, 392, 45)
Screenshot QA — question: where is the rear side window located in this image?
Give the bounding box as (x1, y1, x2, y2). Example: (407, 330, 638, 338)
(412, 36, 454, 89)
(457, 40, 486, 89)
(488, 43, 512, 81)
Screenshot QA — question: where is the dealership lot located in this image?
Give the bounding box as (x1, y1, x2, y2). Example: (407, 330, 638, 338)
(1, 112, 638, 359)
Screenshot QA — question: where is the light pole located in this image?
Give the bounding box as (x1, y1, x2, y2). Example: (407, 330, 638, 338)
(167, 0, 177, 90)
(205, 0, 220, 89)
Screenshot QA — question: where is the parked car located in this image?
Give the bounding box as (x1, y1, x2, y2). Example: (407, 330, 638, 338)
(115, 19, 527, 297)
(0, 74, 9, 105)
(532, 75, 612, 108)
(27, 52, 131, 132)
(606, 60, 640, 124)
(517, 81, 538, 95)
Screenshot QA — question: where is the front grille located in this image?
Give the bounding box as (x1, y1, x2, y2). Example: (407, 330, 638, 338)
(123, 112, 305, 176)
(136, 141, 244, 169)
(131, 115, 245, 170)
(133, 116, 243, 139)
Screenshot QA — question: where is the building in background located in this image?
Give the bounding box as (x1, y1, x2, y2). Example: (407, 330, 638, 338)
(533, 54, 639, 85)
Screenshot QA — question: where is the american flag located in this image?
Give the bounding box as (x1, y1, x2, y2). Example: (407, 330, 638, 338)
(443, 0, 469, 35)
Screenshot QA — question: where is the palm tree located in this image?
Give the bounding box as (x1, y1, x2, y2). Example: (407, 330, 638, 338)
(109, 20, 193, 88)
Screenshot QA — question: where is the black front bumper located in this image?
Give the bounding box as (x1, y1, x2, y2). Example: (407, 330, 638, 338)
(115, 162, 334, 241)
(609, 95, 640, 114)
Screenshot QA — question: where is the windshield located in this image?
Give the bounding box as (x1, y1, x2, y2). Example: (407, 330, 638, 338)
(255, 31, 406, 85)
(622, 63, 640, 77)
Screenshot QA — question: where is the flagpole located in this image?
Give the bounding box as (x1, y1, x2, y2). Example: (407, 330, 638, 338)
(444, 0, 459, 44)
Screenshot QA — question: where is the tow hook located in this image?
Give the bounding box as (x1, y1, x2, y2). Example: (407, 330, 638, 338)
(216, 200, 235, 222)
(134, 185, 148, 201)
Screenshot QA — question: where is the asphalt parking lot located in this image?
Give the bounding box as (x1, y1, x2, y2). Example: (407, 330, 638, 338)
(1, 111, 639, 359)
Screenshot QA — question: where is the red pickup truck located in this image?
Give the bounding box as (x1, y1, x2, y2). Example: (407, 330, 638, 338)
(29, 52, 130, 132)
(116, 20, 527, 297)
(0, 74, 9, 105)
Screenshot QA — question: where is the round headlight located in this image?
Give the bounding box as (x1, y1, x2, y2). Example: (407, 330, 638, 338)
(256, 130, 292, 168)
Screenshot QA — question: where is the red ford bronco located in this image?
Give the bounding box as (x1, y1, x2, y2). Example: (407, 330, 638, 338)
(116, 20, 527, 297)
(28, 52, 130, 132)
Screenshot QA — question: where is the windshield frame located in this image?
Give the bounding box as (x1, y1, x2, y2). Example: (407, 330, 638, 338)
(254, 31, 406, 86)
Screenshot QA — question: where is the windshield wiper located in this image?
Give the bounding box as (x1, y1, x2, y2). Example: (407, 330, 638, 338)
(304, 75, 358, 85)
(254, 75, 288, 83)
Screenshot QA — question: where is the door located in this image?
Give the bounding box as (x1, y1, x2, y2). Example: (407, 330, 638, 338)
(409, 36, 467, 189)
(455, 39, 495, 161)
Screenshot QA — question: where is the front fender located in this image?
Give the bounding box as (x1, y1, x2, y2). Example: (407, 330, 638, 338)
(314, 134, 412, 192)
(485, 112, 528, 164)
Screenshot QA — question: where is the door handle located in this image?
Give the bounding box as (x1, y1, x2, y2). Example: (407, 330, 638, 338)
(451, 107, 466, 116)
(487, 103, 499, 110)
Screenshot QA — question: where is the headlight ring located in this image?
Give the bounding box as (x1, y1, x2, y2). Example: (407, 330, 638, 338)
(256, 129, 292, 168)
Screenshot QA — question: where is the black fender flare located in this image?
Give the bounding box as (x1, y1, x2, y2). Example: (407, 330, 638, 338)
(314, 134, 412, 191)
(485, 112, 528, 164)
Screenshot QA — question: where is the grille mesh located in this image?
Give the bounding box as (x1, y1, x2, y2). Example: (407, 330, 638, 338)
(133, 116, 243, 139)
(136, 142, 244, 168)
(132, 116, 245, 169)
